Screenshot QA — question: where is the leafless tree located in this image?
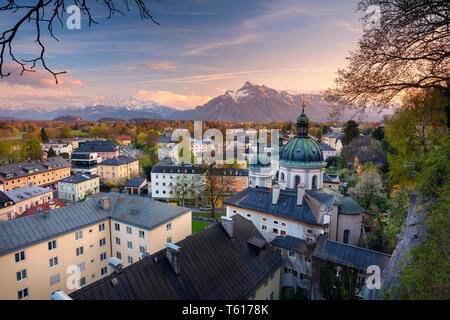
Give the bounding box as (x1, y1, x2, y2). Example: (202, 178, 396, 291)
(0, 0, 158, 83)
(325, 0, 450, 118)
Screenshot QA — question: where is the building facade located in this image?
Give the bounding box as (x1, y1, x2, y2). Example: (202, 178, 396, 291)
(0, 157, 71, 191)
(98, 156, 139, 185)
(0, 192, 192, 300)
(0, 186, 53, 221)
(57, 174, 100, 201)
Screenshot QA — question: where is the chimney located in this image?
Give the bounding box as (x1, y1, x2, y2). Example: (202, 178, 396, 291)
(100, 197, 110, 210)
(108, 257, 123, 274)
(297, 183, 305, 206)
(166, 243, 181, 275)
(221, 216, 234, 238)
(49, 201, 56, 210)
(272, 184, 280, 205)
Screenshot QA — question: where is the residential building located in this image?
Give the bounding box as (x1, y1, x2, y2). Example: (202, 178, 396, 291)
(71, 151, 101, 175)
(74, 140, 119, 161)
(0, 192, 192, 299)
(98, 156, 139, 185)
(58, 174, 100, 201)
(323, 173, 340, 190)
(0, 186, 53, 221)
(319, 143, 337, 160)
(0, 157, 71, 191)
(321, 132, 344, 155)
(0, 192, 14, 222)
(116, 135, 132, 145)
(42, 142, 73, 157)
(69, 215, 283, 300)
(151, 158, 206, 201)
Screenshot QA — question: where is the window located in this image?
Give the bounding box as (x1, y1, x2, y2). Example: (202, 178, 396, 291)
(49, 257, 58, 268)
(280, 230, 287, 235)
(79, 277, 86, 287)
(77, 262, 85, 272)
(166, 223, 172, 231)
(273, 220, 279, 225)
(276, 248, 282, 256)
(126, 226, 132, 235)
(262, 217, 267, 222)
(99, 223, 105, 232)
(99, 238, 106, 247)
(261, 225, 268, 231)
(128, 256, 133, 264)
(116, 252, 121, 259)
(246, 213, 252, 218)
(272, 228, 279, 234)
(115, 237, 121, 245)
(15, 251, 25, 263)
(76, 247, 84, 256)
(115, 223, 120, 231)
(139, 246, 146, 254)
(127, 241, 133, 249)
(288, 250, 295, 258)
(167, 237, 172, 243)
(305, 257, 311, 263)
(295, 175, 301, 187)
(50, 274, 60, 286)
(312, 175, 318, 189)
(75, 231, 83, 240)
(16, 269, 27, 282)
(280, 172, 285, 180)
(100, 252, 107, 261)
(281, 222, 287, 227)
(18, 288, 28, 300)
(139, 230, 145, 238)
(101, 267, 108, 275)
(48, 240, 57, 251)
(343, 230, 350, 244)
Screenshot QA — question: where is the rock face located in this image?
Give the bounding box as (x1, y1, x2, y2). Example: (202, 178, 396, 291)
(380, 192, 428, 299)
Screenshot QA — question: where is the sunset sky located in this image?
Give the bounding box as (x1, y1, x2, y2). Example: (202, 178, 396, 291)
(0, 0, 364, 110)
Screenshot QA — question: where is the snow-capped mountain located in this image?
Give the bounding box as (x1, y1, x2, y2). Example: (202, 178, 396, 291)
(169, 81, 391, 122)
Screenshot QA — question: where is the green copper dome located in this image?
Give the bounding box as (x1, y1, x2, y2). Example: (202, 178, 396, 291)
(279, 104, 324, 166)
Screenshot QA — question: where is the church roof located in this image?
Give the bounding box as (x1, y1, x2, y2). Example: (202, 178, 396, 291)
(279, 136, 324, 166)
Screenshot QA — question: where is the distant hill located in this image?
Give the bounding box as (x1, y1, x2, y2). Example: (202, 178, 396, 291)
(169, 81, 391, 122)
(53, 115, 83, 121)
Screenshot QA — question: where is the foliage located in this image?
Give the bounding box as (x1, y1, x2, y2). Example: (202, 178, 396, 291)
(46, 147, 57, 158)
(58, 126, 72, 139)
(348, 168, 386, 209)
(385, 89, 447, 187)
(342, 120, 359, 145)
(203, 163, 226, 218)
(384, 189, 410, 249)
(23, 138, 42, 160)
(170, 175, 204, 206)
(40, 128, 49, 142)
(286, 286, 309, 300)
(372, 126, 384, 141)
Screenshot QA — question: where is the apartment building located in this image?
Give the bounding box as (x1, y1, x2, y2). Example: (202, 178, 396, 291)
(98, 156, 139, 185)
(0, 186, 54, 221)
(74, 140, 119, 161)
(151, 160, 206, 201)
(70, 215, 283, 300)
(71, 151, 101, 175)
(0, 157, 71, 191)
(58, 174, 100, 201)
(0, 192, 192, 300)
(42, 142, 73, 157)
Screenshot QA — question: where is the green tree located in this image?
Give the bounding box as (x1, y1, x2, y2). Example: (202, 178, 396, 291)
(23, 138, 42, 160)
(40, 128, 49, 142)
(384, 89, 447, 187)
(348, 168, 385, 209)
(47, 147, 57, 158)
(342, 120, 359, 145)
(372, 126, 384, 141)
(58, 126, 72, 139)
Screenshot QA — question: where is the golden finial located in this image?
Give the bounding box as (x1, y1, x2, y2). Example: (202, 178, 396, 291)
(301, 95, 306, 109)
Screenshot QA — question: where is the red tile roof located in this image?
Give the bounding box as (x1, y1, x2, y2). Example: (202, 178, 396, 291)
(19, 199, 68, 218)
(117, 135, 131, 141)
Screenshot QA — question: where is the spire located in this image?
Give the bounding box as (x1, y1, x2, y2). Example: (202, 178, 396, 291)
(296, 95, 309, 136)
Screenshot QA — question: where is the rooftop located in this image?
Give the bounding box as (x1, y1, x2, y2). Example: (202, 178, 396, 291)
(69, 215, 283, 300)
(19, 199, 68, 218)
(0, 156, 71, 181)
(4, 185, 52, 203)
(75, 140, 119, 153)
(99, 155, 137, 166)
(272, 235, 314, 254)
(125, 177, 147, 188)
(0, 192, 191, 256)
(319, 143, 337, 152)
(59, 174, 98, 184)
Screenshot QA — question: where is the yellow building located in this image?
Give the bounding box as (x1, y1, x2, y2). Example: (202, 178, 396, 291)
(57, 174, 100, 201)
(98, 156, 139, 185)
(0, 192, 191, 300)
(69, 215, 282, 300)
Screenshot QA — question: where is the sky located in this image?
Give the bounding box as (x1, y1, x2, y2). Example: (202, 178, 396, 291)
(0, 0, 365, 111)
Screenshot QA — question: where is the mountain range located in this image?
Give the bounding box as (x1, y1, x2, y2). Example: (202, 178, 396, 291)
(0, 82, 390, 122)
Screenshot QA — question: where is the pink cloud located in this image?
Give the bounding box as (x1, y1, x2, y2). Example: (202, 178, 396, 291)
(133, 90, 211, 109)
(133, 62, 176, 70)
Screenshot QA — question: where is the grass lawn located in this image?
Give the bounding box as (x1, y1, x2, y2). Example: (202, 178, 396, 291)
(192, 211, 224, 221)
(70, 130, 88, 137)
(192, 221, 211, 233)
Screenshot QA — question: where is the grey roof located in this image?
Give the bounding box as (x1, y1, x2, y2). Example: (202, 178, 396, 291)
(322, 132, 344, 139)
(152, 163, 206, 174)
(99, 155, 137, 166)
(59, 174, 98, 184)
(319, 143, 336, 152)
(224, 187, 334, 226)
(0, 192, 13, 207)
(315, 187, 364, 214)
(125, 177, 147, 188)
(323, 173, 340, 183)
(0, 192, 191, 256)
(75, 140, 118, 153)
(314, 235, 391, 272)
(70, 215, 283, 300)
(0, 156, 71, 181)
(272, 235, 313, 254)
(158, 136, 173, 144)
(4, 186, 52, 203)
